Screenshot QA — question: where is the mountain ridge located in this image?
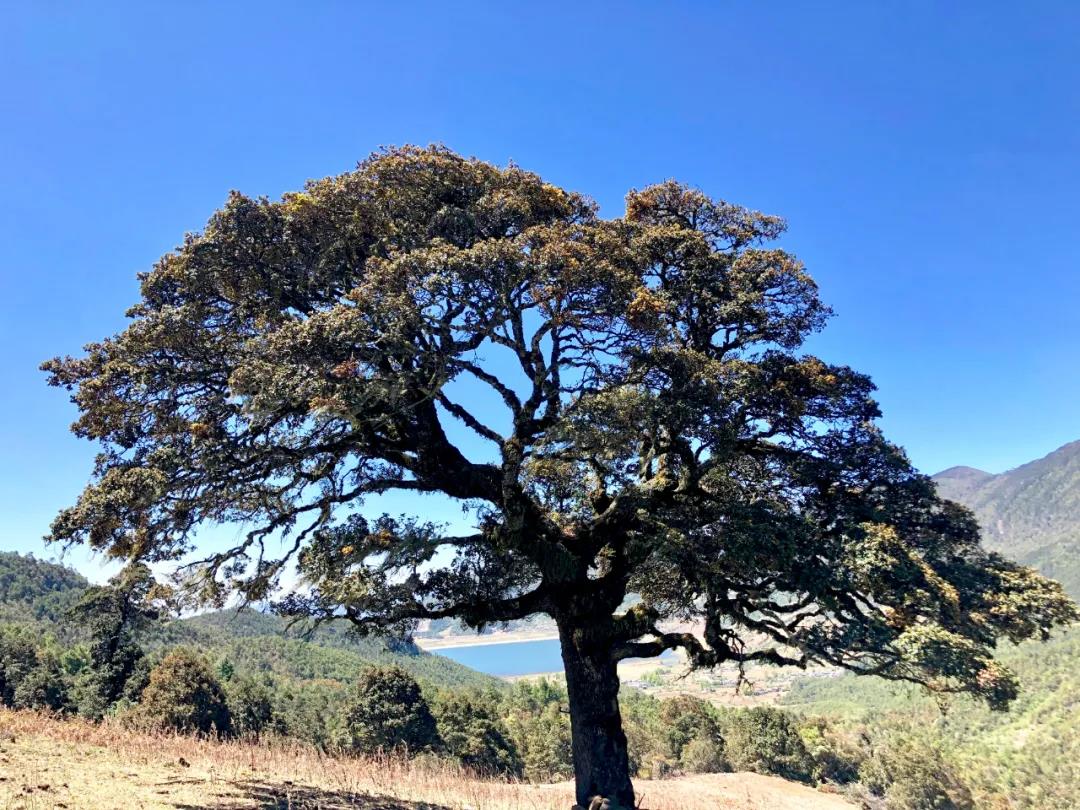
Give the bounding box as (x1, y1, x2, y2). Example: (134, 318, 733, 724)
(932, 438, 1080, 597)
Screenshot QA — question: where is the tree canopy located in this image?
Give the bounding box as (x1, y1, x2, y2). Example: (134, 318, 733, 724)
(45, 145, 1076, 808)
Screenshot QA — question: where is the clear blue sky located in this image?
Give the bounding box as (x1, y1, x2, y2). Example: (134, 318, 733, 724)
(3, 2, 1078, 574)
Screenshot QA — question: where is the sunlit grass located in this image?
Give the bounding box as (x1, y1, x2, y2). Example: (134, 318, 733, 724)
(0, 708, 850, 809)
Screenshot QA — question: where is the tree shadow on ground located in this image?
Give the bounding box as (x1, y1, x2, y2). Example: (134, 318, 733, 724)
(170, 779, 453, 810)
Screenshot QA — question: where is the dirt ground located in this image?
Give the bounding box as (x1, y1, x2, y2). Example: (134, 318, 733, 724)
(0, 709, 853, 810)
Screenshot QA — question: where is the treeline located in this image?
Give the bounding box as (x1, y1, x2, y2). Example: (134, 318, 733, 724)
(1, 619, 976, 809)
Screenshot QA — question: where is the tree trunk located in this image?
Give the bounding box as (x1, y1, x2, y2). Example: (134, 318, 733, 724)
(557, 618, 635, 810)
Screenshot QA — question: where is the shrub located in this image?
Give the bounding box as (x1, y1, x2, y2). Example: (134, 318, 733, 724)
(226, 675, 275, 737)
(0, 627, 40, 706)
(859, 736, 975, 810)
(134, 648, 232, 736)
(722, 707, 814, 782)
(339, 666, 439, 754)
(504, 680, 573, 782)
(12, 661, 70, 712)
(273, 679, 348, 748)
(799, 717, 866, 785)
(680, 734, 729, 774)
(432, 690, 522, 776)
(659, 695, 724, 763)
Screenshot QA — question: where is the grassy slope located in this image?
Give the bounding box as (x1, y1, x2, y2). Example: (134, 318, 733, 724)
(0, 708, 853, 810)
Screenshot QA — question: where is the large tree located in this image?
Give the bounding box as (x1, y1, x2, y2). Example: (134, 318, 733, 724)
(45, 146, 1075, 808)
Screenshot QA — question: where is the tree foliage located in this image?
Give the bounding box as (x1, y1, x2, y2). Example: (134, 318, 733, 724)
(432, 689, 522, 775)
(722, 707, 813, 782)
(0, 626, 70, 712)
(68, 563, 162, 717)
(224, 674, 275, 737)
(503, 678, 574, 782)
(134, 648, 232, 735)
(45, 144, 1074, 699)
(339, 665, 439, 754)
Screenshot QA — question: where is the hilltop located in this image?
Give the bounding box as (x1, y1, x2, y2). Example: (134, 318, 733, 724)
(932, 439, 1080, 596)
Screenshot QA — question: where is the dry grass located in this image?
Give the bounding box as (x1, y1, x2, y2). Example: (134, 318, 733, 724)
(0, 708, 852, 810)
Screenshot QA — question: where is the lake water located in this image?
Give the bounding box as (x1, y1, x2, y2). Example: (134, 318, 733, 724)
(436, 637, 674, 677)
(436, 638, 565, 676)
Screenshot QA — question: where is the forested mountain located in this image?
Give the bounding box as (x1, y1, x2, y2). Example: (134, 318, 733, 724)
(0, 550, 494, 690)
(0, 551, 88, 626)
(933, 439, 1080, 597)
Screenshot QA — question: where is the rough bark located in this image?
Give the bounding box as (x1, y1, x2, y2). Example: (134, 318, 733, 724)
(557, 617, 635, 810)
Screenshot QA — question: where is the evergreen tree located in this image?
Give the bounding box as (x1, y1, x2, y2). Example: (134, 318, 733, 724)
(225, 674, 274, 737)
(0, 627, 69, 713)
(722, 707, 814, 782)
(339, 665, 439, 754)
(12, 658, 70, 712)
(659, 695, 724, 764)
(505, 680, 574, 782)
(68, 563, 162, 718)
(433, 690, 522, 775)
(135, 648, 232, 735)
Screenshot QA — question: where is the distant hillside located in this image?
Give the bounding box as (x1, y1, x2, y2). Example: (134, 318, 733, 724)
(0, 551, 495, 690)
(933, 440, 1080, 597)
(162, 608, 500, 690)
(781, 625, 1080, 808)
(0, 551, 88, 627)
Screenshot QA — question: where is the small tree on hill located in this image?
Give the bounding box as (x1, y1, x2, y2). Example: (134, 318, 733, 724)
(859, 735, 974, 810)
(12, 656, 70, 713)
(225, 674, 275, 737)
(505, 680, 574, 782)
(45, 146, 1077, 808)
(0, 627, 40, 707)
(659, 695, 724, 766)
(68, 563, 163, 718)
(339, 665, 439, 754)
(135, 648, 232, 735)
